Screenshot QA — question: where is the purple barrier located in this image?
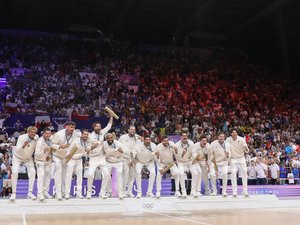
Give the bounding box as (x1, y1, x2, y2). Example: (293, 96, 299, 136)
(14, 179, 300, 198)
(225, 185, 300, 197)
(15, 179, 174, 197)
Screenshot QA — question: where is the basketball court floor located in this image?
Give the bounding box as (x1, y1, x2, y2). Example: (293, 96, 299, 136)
(2, 207, 300, 225)
(1, 196, 300, 225)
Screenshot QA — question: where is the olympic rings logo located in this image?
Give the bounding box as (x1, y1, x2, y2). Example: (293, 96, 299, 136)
(142, 203, 154, 210)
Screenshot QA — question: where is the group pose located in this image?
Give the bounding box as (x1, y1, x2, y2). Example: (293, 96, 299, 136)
(9, 117, 250, 201)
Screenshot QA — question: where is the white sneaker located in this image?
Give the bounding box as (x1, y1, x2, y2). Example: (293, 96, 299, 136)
(56, 193, 62, 200)
(43, 192, 53, 199)
(182, 192, 187, 198)
(127, 193, 135, 198)
(136, 192, 142, 199)
(10, 193, 16, 201)
(243, 191, 249, 197)
(65, 194, 70, 200)
(211, 191, 217, 196)
(38, 193, 45, 201)
(99, 193, 107, 199)
(27, 192, 36, 200)
(156, 192, 161, 199)
(222, 192, 228, 197)
(191, 191, 198, 198)
(118, 194, 124, 200)
(106, 192, 112, 198)
(76, 193, 83, 199)
(175, 191, 182, 198)
(205, 190, 211, 195)
(86, 192, 92, 199)
(147, 192, 155, 198)
(232, 193, 237, 197)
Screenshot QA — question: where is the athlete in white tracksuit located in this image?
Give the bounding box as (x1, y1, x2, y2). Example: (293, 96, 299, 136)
(35, 127, 57, 200)
(86, 118, 113, 199)
(86, 116, 113, 199)
(10, 126, 39, 201)
(175, 132, 196, 198)
(51, 121, 81, 200)
(155, 136, 180, 198)
(192, 135, 212, 195)
(133, 135, 156, 198)
(210, 132, 231, 196)
(119, 125, 141, 197)
(65, 130, 90, 199)
(226, 129, 249, 197)
(102, 133, 129, 199)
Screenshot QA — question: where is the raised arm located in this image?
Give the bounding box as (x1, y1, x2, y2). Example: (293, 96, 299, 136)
(101, 116, 113, 135)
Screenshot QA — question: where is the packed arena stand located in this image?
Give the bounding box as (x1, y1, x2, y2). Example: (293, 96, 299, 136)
(0, 32, 300, 197)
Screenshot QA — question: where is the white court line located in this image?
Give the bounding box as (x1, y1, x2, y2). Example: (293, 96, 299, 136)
(262, 208, 300, 215)
(22, 213, 27, 225)
(148, 212, 212, 225)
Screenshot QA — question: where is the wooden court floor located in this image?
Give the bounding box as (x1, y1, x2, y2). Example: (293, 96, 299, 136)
(2, 207, 300, 225)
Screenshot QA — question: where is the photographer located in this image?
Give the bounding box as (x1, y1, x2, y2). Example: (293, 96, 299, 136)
(0, 156, 12, 197)
(0, 157, 5, 194)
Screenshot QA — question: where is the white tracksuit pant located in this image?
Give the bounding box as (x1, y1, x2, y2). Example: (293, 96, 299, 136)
(199, 163, 210, 194)
(135, 161, 155, 194)
(11, 156, 36, 194)
(123, 158, 135, 195)
(52, 156, 66, 196)
(231, 157, 248, 194)
(156, 163, 180, 193)
(107, 161, 123, 196)
(177, 162, 202, 194)
(65, 158, 83, 196)
(210, 161, 229, 194)
(36, 161, 51, 195)
(87, 156, 109, 196)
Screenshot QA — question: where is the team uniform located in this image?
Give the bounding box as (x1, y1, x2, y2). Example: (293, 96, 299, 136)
(226, 136, 249, 196)
(210, 140, 231, 196)
(175, 140, 198, 198)
(119, 133, 141, 197)
(133, 142, 157, 198)
(103, 140, 128, 199)
(51, 129, 81, 199)
(155, 141, 180, 198)
(10, 133, 39, 200)
(35, 136, 58, 200)
(192, 142, 212, 195)
(86, 137, 109, 199)
(65, 137, 88, 199)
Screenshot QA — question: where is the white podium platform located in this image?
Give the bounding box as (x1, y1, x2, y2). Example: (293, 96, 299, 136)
(2, 194, 300, 215)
